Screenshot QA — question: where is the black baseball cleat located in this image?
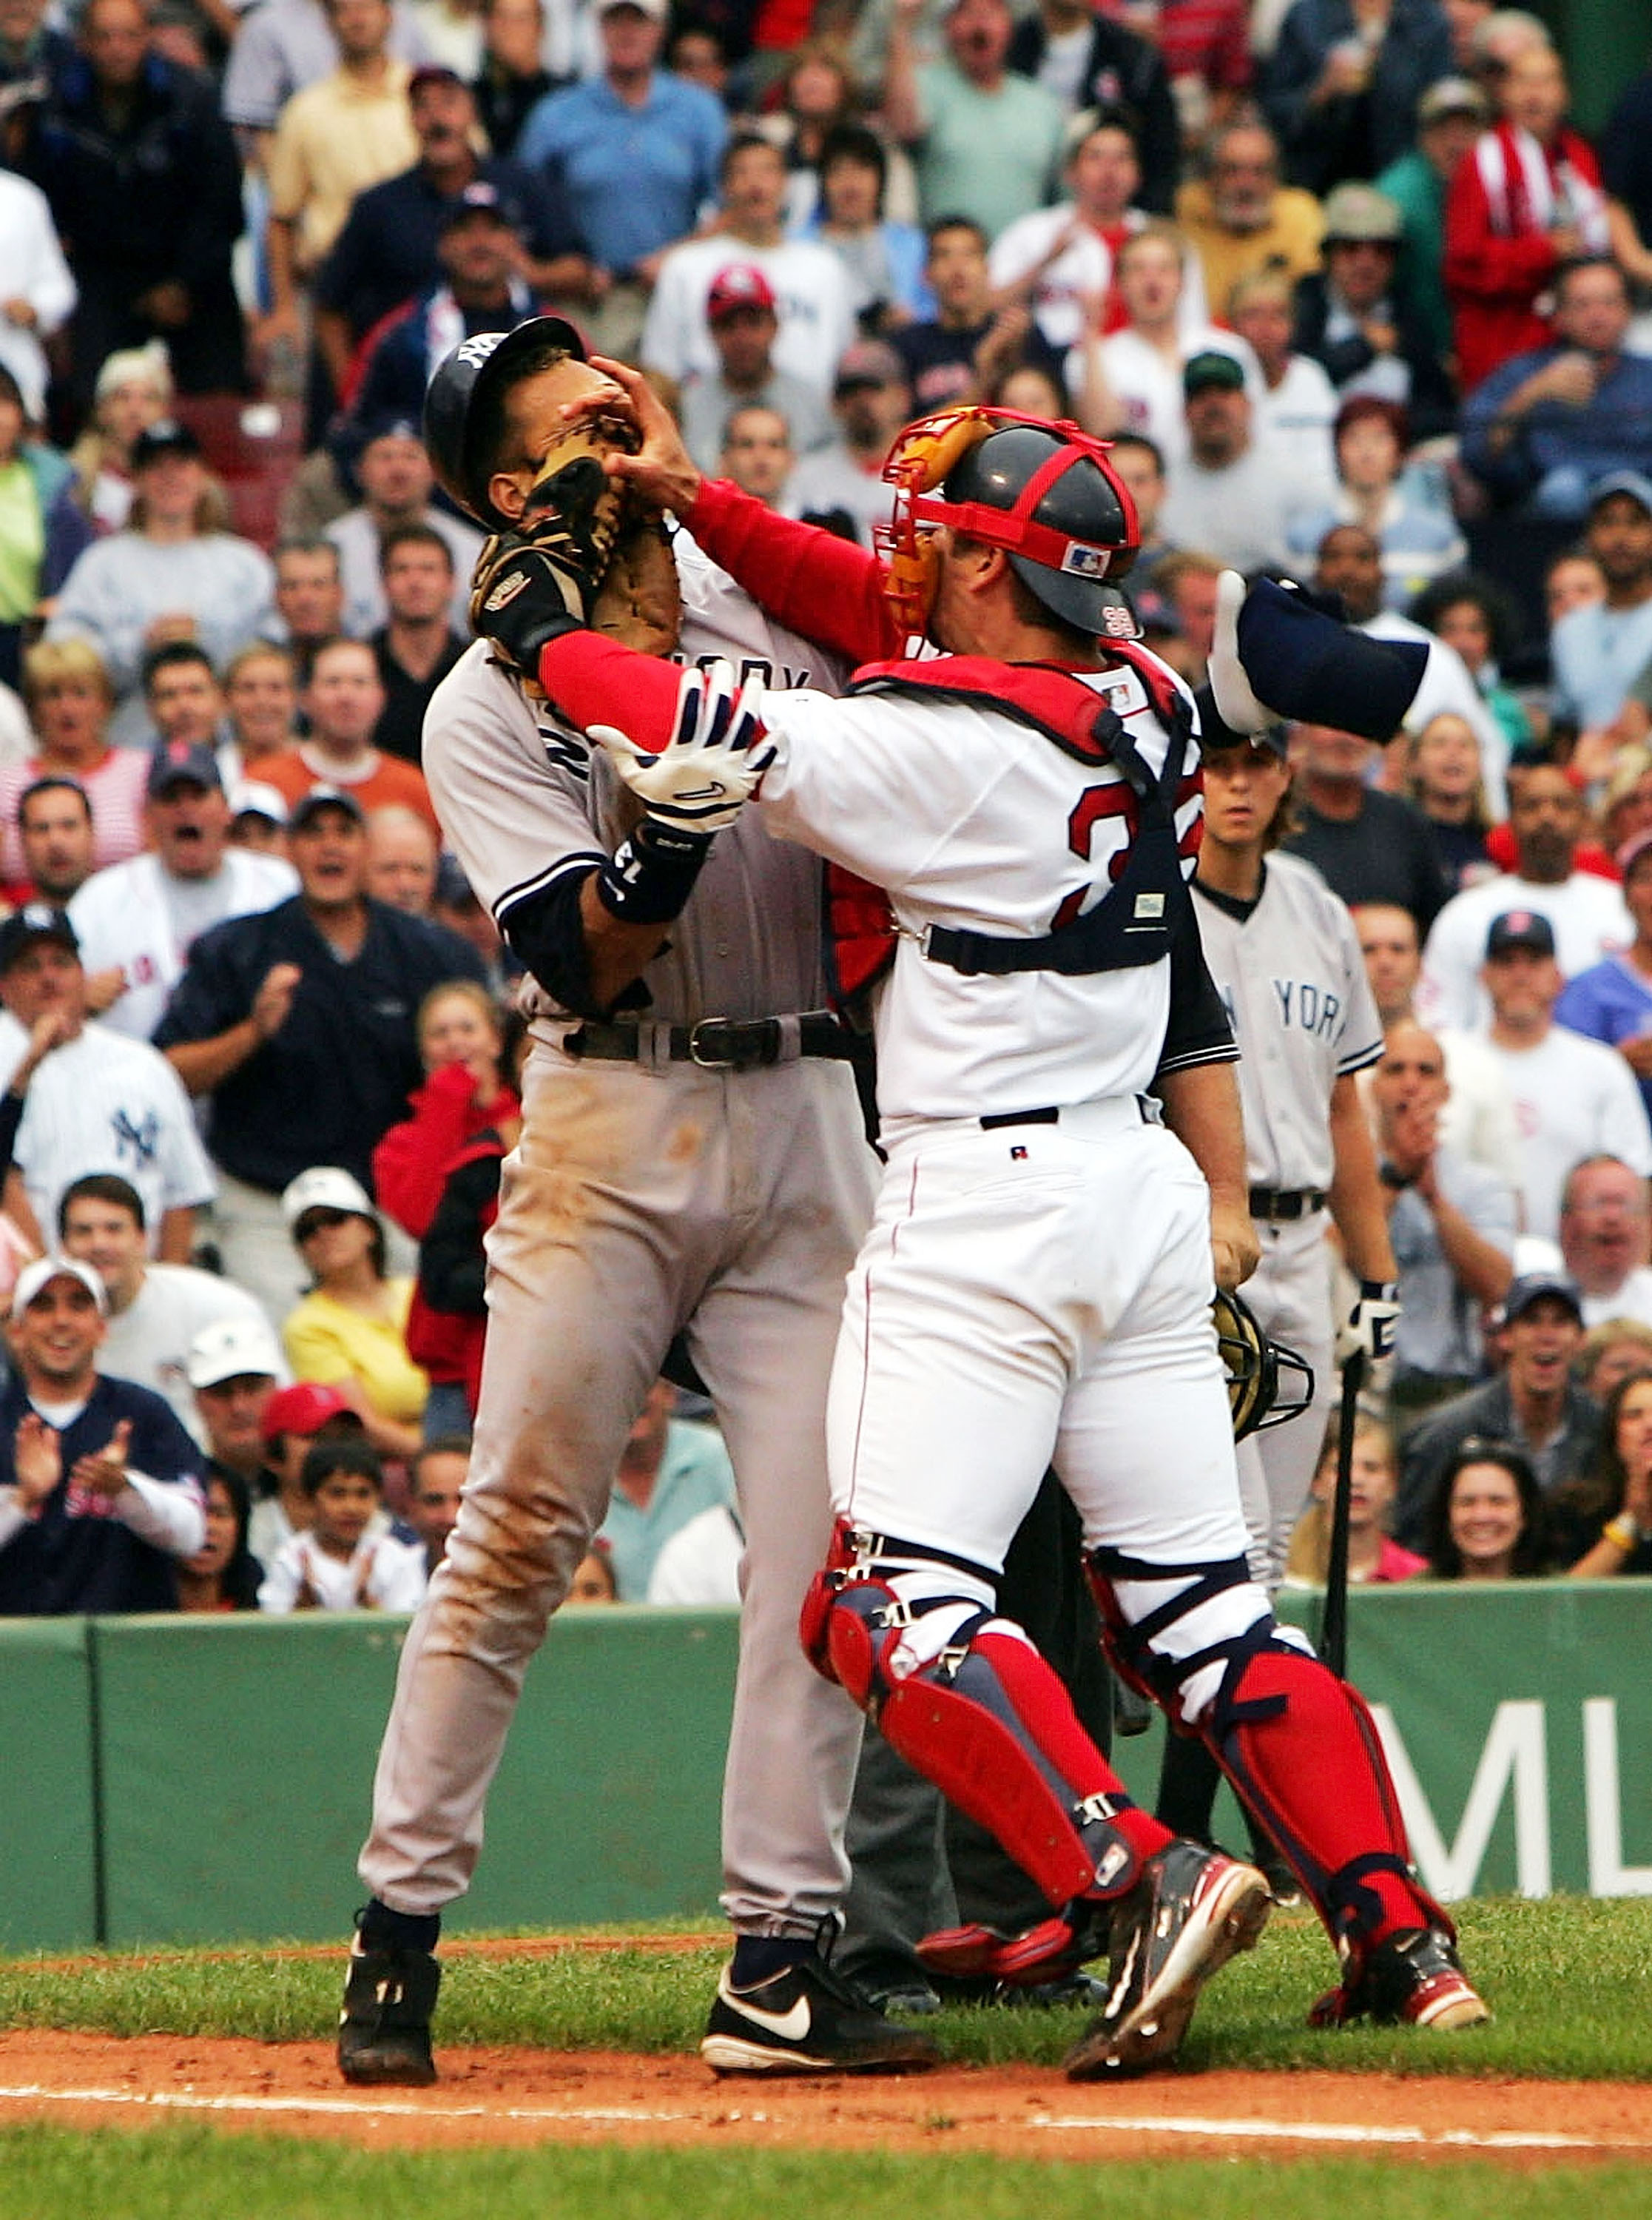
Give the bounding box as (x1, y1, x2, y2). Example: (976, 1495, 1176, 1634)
(1309, 1925, 1490, 2031)
(337, 1931, 442, 2085)
(1063, 1841, 1272, 2081)
(701, 1948, 942, 2075)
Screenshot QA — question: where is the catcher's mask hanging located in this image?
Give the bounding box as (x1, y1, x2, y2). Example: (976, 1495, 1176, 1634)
(875, 407, 1142, 645)
(1211, 1286, 1316, 1442)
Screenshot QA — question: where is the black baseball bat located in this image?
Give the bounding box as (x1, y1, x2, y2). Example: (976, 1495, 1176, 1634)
(1320, 1349, 1364, 1678)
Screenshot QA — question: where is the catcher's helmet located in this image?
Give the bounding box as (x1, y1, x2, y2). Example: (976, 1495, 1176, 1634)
(1211, 1287, 1316, 1442)
(939, 420, 1139, 635)
(422, 314, 587, 527)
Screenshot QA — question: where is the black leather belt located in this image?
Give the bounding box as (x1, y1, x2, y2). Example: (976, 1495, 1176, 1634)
(1249, 1185, 1328, 1222)
(980, 1106, 1061, 1130)
(565, 1013, 854, 1070)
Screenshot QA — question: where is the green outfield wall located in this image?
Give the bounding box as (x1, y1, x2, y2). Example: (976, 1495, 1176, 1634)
(1, 1582, 1648, 1951)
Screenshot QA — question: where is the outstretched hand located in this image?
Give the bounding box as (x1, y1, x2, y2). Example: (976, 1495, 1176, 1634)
(568, 356, 702, 519)
(589, 659, 772, 834)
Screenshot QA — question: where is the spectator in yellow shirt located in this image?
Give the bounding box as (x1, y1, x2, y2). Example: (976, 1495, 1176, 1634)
(280, 1166, 428, 1463)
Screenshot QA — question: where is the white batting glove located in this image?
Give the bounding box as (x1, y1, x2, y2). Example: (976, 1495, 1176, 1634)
(589, 659, 772, 834)
(1207, 569, 1278, 736)
(1337, 1280, 1400, 1365)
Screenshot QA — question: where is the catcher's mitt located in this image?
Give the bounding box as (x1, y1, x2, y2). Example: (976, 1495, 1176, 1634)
(1211, 1287, 1316, 1442)
(468, 373, 681, 689)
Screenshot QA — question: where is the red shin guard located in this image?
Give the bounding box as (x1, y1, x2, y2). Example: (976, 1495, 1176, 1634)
(1209, 1649, 1433, 1946)
(867, 1623, 1167, 1910)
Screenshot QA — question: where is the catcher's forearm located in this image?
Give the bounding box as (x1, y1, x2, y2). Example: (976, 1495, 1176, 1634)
(684, 478, 901, 667)
(536, 630, 684, 750)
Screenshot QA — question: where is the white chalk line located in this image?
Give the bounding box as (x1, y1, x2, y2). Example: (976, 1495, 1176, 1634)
(0, 2083, 1643, 2151)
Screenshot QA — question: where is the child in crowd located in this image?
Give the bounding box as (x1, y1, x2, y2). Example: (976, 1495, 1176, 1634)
(1286, 1416, 1427, 1587)
(257, 1439, 427, 1613)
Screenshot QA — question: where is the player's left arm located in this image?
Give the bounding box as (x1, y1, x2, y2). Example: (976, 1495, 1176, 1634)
(1327, 1069, 1398, 1288)
(1156, 1057, 1258, 1291)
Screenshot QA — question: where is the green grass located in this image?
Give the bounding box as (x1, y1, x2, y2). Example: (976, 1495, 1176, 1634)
(1, 1896, 1649, 2081)
(0, 2130, 1644, 2220)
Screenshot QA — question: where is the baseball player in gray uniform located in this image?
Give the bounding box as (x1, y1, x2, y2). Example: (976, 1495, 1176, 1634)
(465, 391, 1487, 2075)
(337, 320, 936, 2085)
(1154, 683, 1400, 1869)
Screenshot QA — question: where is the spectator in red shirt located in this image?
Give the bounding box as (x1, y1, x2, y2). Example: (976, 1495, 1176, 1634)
(1444, 41, 1608, 391)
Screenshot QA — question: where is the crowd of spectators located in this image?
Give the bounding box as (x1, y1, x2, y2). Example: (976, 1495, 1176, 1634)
(4, 0, 1652, 1622)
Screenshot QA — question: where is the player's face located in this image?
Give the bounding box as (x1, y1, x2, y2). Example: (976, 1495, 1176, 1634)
(311, 1470, 382, 1552)
(409, 1451, 467, 1559)
(1354, 905, 1420, 1020)
(10, 1279, 104, 1385)
(195, 1373, 277, 1463)
(1196, 742, 1290, 854)
(490, 359, 628, 525)
(1446, 1464, 1525, 1573)
(61, 1196, 146, 1305)
(0, 940, 85, 1029)
(186, 1474, 241, 1580)
(18, 792, 95, 902)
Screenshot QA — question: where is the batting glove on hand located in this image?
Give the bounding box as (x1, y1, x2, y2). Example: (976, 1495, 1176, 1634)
(590, 659, 773, 835)
(1337, 1279, 1400, 1365)
(471, 542, 587, 673)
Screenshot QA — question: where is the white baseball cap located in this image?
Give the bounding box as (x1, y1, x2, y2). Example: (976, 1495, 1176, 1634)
(13, 1254, 109, 1317)
(280, 1166, 374, 1229)
(230, 780, 289, 827)
(186, 1315, 284, 1390)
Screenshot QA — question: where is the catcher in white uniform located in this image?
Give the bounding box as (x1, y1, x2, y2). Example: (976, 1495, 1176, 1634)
(337, 319, 937, 2087)
(468, 379, 1488, 2076)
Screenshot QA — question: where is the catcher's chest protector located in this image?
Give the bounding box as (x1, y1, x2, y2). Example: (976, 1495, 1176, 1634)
(823, 645, 1194, 1012)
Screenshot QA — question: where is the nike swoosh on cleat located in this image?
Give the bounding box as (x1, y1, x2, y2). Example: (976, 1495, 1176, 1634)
(724, 1988, 812, 2043)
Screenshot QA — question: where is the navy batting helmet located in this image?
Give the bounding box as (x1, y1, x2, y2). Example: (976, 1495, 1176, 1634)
(422, 314, 587, 528)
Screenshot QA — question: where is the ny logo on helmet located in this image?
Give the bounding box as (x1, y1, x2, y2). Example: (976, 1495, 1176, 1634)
(455, 332, 508, 371)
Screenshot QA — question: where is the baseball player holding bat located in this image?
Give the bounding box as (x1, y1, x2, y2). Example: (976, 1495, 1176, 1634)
(337, 319, 937, 2086)
(1155, 670, 1401, 1874)
(462, 375, 1488, 2074)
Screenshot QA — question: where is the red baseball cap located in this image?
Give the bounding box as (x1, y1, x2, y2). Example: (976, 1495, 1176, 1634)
(260, 1382, 364, 1446)
(707, 264, 777, 323)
